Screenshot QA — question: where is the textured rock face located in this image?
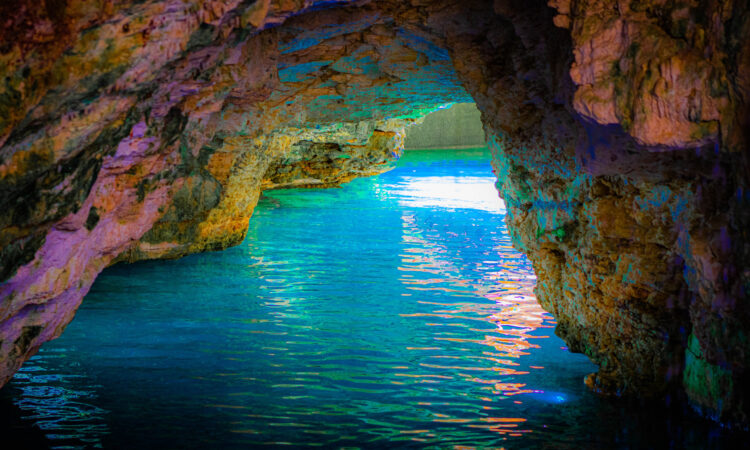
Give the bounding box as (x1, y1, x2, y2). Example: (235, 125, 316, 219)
(1, 0, 749, 427)
(404, 103, 485, 149)
(538, 0, 750, 424)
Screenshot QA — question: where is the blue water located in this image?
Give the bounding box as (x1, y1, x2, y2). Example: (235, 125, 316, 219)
(1, 149, 745, 448)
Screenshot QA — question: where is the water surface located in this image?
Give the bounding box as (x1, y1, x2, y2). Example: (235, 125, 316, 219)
(2, 148, 744, 448)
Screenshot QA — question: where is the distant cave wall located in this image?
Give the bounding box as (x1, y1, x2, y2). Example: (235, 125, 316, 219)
(404, 103, 485, 149)
(0, 0, 749, 427)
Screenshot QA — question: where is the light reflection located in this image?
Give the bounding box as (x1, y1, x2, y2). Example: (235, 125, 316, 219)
(388, 176, 506, 213)
(394, 174, 557, 437)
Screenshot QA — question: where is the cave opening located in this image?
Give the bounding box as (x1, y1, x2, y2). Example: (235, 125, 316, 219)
(2, 0, 750, 446)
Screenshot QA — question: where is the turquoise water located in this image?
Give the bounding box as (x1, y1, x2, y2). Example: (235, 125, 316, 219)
(1, 149, 745, 448)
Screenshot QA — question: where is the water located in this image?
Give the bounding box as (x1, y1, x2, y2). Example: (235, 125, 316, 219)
(1, 148, 746, 448)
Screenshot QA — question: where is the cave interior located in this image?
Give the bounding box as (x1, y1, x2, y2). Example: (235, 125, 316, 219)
(0, 0, 749, 435)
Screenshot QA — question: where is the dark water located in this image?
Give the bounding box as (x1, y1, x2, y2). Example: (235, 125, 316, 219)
(1, 149, 746, 449)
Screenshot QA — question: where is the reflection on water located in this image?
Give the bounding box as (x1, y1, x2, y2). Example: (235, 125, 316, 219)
(387, 176, 505, 213)
(2, 148, 744, 449)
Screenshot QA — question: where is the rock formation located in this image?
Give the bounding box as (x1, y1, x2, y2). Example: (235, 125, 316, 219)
(0, 0, 748, 427)
(404, 102, 485, 149)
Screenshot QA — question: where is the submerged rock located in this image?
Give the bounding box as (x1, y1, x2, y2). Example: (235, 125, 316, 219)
(0, 0, 748, 427)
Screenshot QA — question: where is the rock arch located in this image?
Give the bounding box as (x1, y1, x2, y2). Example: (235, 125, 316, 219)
(0, 0, 748, 426)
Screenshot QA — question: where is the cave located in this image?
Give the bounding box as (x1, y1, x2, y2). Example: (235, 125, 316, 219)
(1, 0, 749, 445)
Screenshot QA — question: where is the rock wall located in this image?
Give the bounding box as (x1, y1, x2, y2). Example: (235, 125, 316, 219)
(404, 102, 485, 149)
(0, 0, 748, 427)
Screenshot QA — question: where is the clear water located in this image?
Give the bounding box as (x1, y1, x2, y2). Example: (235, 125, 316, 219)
(1, 149, 746, 448)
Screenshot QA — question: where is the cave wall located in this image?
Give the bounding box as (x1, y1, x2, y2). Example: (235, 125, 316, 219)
(404, 103, 485, 149)
(0, 0, 748, 426)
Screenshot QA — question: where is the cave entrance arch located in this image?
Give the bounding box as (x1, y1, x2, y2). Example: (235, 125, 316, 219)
(1, 0, 748, 429)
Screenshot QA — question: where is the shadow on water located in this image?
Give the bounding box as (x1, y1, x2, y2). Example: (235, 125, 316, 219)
(1, 148, 748, 448)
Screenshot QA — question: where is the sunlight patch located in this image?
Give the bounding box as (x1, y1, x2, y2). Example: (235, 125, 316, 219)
(390, 176, 505, 213)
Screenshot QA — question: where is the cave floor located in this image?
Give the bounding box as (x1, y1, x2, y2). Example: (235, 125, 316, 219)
(0, 148, 746, 448)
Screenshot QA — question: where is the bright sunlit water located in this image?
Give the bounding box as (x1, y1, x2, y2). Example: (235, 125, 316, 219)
(1, 149, 745, 448)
